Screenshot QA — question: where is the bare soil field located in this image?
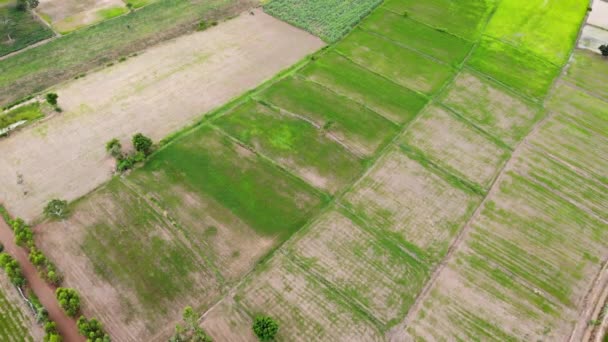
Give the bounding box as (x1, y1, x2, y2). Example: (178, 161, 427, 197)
(0, 9, 324, 221)
(588, 0, 608, 31)
(37, 0, 127, 33)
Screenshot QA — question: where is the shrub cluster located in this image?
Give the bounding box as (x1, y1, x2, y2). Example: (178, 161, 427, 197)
(0, 253, 25, 287)
(56, 287, 81, 317)
(77, 316, 111, 342)
(106, 133, 154, 172)
(28, 293, 62, 341)
(43, 199, 69, 220)
(170, 306, 212, 342)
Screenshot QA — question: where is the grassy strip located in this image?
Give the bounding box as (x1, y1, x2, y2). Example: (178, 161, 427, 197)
(0, 0, 254, 105)
(0, 102, 44, 132)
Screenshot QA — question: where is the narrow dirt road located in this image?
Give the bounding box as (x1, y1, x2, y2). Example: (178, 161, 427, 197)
(0, 215, 83, 342)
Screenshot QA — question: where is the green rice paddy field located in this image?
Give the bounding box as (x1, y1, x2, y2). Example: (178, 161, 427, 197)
(31, 0, 608, 341)
(0, 0, 54, 57)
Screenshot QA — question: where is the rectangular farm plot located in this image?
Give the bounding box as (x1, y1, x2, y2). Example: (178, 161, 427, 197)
(401, 105, 510, 189)
(142, 125, 325, 239)
(263, 0, 382, 43)
(342, 148, 481, 261)
(382, 0, 496, 40)
(406, 171, 608, 341)
(566, 49, 608, 98)
(467, 37, 561, 99)
(37, 178, 224, 341)
(37, 0, 128, 34)
(336, 29, 455, 95)
(362, 8, 473, 65)
(483, 0, 587, 65)
(214, 100, 364, 194)
(236, 253, 383, 341)
(439, 71, 543, 146)
(284, 209, 429, 327)
(258, 76, 398, 156)
(300, 51, 428, 125)
(0, 1, 54, 57)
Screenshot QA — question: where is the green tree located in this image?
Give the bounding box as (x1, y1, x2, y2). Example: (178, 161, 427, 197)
(170, 306, 212, 342)
(252, 315, 278, 341)
(16, 0, 39, 11)
(0, 253, 26, 287)
(132, 133, 153, 155)
(44, 199, 68, 219)
(56, 288, 80, 317)
(600, 44, 608, 57)
(77, 316, 111, 342)
(45, 93, 58, 106)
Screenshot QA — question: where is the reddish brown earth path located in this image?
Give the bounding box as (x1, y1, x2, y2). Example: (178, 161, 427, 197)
(0, 214, 83, 342)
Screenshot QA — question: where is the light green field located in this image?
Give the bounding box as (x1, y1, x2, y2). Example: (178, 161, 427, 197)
(0, 102, 44, 131)
(362, 7, 473, 65)
(467, 37, 561, 99)
(336, 28, 455, 94)
(300, 51, 428, 125)
(258, 76, 398, 156)
(383, 0, 497, 40)
(0, 278, 35, 342)
(483, 0, 587, 65)
(263, 0, 381, 42)
(214, 100, 364, 193)
(439, 71, 543, 147)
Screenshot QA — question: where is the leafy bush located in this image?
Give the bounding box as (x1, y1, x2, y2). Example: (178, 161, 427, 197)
(11, 218, 34, 248)
(252, 315, 279, 341)
(43, 321, 62, 342)
(56, 288, 80, 317)
(132, 133, 153, 155)
(105, 138, 123, 159)
(29, 247, 47, 267)
(28, 292, 49, 323)
(44, 199, 69, 219)
(600, 44, 608, 57)
(77, 316, 111, 342)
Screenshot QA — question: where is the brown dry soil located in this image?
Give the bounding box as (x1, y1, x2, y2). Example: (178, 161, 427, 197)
(0, 9, 324, 221)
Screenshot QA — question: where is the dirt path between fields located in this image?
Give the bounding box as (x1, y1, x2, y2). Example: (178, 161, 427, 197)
(0, 9, 324, 221)
(0, 216, 83, 341)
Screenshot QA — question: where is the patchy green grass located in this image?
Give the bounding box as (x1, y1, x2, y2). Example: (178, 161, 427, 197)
(97, 6, 128, 21)
(0, 0, 253, 105)
(258, 76, 398, 156)
(336, 28, 455, 94)
(124, 0, 155, 9)
(467, 37, 561, 99)
(439, 71, 543, 146)
(0, 2, 54, 57)
(383, 0, 497, 40)
(300, 51, 427, 125)
(401, 105, 510, 188)
(214, 100, 364, 193)
(0, 102, 44, 131)
(483, 0, 587, 65)
(362, 8, 473, 65)
(565, 49, 608, 98)
(263, 0, 381, 42)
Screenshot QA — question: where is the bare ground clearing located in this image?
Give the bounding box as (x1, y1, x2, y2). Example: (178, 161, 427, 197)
(0, 9, 324, 221)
